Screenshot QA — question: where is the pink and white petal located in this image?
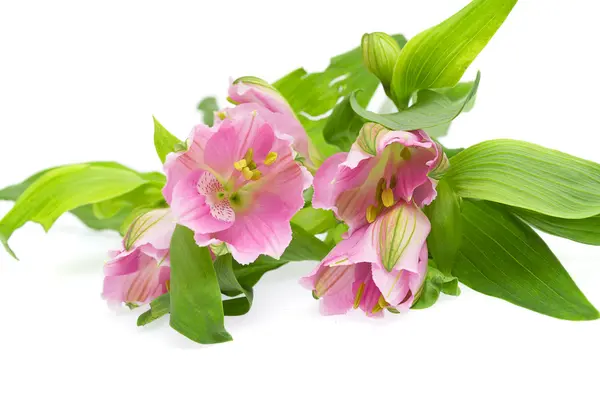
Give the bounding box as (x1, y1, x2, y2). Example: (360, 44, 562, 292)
(170, 170, 234, 235)
(215, 193, 293, 264)
(162, 124, 213, 203)
(103, 257, 165, 304)
(104, 248, 144, 277)
(365, 202, 431, 273)
(320, 226, 372, 267)
(228, 80, 295, 116)
(124, 208, 176, 251)
(312, 152, 347, 211)
(315, 264, 357, 316)
(245, 151, 307, 218)
(354, 264, 385, 317)
(203, 121, 240, 180)
(371, 263, 412, 308)
(392, 146, 438, 202)
(412, 178, 438, 207)
(375, 129, 432, 154)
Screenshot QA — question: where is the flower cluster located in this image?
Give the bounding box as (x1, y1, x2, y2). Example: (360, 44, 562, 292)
(103, 80, 447, 318)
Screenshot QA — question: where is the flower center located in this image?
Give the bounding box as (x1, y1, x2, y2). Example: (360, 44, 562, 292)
(197, 147, 279, 222)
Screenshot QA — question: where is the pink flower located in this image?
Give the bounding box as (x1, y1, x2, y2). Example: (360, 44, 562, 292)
(163, 105, 312, 264)
(313, 122, 448, 234)
(103, 208, 175, 305)
(301, 201, 430, 316)
(228, 76, 312, 165)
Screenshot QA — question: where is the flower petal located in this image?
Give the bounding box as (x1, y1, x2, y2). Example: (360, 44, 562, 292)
(366, 201, 431, 273)
(170, 170, 234, 235)
(213, 192, 293, 264)
(163, 124, 214, 203)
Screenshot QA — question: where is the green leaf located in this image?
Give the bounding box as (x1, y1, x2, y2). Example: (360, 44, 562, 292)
(0, 164, 165, 236)
(137, 293, 171, 326)
(390, 0, 516, 108)
(445, 139, 600, 219)
(454, 200, 599, 321)
(424, 179, 462, 275)
(422, 80, 478, 138)
(233, 223, 331, 289)
(214, 254, 254, 316)
(325, 223, 348, 247)
(322, 96, 365, 151)
(511, 207, 600, 246)
(350, 71, 480, 131)
(153, 116, 180, 164)
(169, 225, 232, 344)
(412, 261, 460, 310)
(274, 34, 407, 164)
(291, 207, 338, 235)
(197, 97, 219, 126)
(0, 164, 148, 258)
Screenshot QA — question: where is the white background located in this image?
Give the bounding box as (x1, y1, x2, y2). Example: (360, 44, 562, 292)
(1, 0, 599, 398)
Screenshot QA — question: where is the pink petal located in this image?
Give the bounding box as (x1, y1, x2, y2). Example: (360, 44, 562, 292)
(364, 201, 431, 274)
(162, 124, 214, 203)
(213, 192, 293, 264)
(170, 170, 234, 235)
(122, 208, 176, 251)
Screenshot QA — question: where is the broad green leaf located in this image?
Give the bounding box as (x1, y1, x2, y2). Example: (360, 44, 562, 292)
(214, 254, 254, 316)
(0, 164, 166, 235)
(454, 200, 599, 321)
(197, 97, 219, 126)
(445, 140, 600, 219)
(137, 293, 170, 326)
(422, 80, 478, 138)
(350, 72, 480, 131)
(424, 179, 462, 275)
(322, 96, 365, 151)
(274, 34, 407, 164)
(412, 261, 460, 310)
(390, 0, 517, 108)
(511, 207, 600, 246)
(233, 223, 331, 289)
(153, 116, 180, 164)
(291, 207, 338, 235)
(169, 225, 232, 344)
(0, 164, 148, 258)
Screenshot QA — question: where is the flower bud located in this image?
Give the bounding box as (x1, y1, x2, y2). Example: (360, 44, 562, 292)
(361, 32, 402, 92)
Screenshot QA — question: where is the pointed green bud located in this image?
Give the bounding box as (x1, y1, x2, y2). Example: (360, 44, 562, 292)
(361, 32, 402, 93)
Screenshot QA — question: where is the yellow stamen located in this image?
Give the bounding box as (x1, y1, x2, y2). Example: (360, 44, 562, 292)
(353, 282, 365, 309)
(242, 167, 254, 180)
(251, 169, 262, 181)
(401, 147, 412, 160)
(233, 159, 247, 171)
(217, 111, 227, 120)
(381, 188, 395, 207)
(264, 151, 278, 166)
(366, 205, 378, 223)
(247, 161, 257, 170)
(165, 280, 171, 292)
(244, 148, 254, 163)
(371, 295, 387, 314)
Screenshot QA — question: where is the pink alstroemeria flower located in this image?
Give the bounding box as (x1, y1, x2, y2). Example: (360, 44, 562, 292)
(163, 102, 312, 264)
(313, 122, 448, 234)
(228, 76, 312, 165)
(103, 208, 175, 305)
(301, 201, 429, 316)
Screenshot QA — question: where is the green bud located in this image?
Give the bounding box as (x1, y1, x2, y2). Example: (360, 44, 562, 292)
(361, 32, 402, 92)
